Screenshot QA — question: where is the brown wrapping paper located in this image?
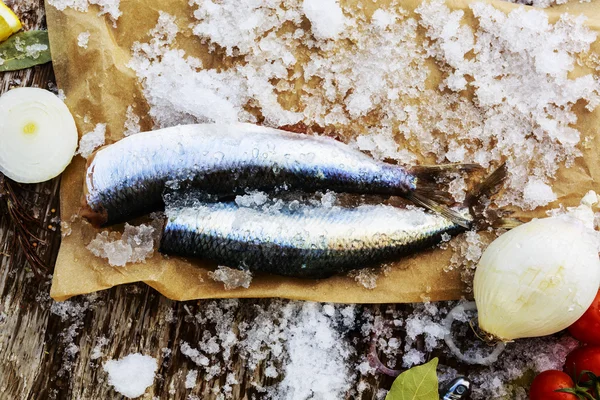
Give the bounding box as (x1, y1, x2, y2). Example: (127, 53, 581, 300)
(47, 0, 600, 302)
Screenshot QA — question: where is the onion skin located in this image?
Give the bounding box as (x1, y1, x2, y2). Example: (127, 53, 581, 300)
(474, 216, 600, 341)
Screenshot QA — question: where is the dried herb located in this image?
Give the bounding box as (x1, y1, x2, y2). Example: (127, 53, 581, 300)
(386, 358, 439, 400)
(0, 30, 51, 72)
(0, 172, 48, 276)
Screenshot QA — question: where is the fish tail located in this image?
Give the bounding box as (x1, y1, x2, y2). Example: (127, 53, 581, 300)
(405, 191, 471, 228)
(464, 163, 507, 206)
(464, 163, 521, 229)
(406, 163, 510, 229)
(410, 163, 483, 179)
(405, 163, 483, 229)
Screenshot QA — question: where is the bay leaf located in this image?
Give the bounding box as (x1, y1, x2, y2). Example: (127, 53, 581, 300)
(0, 30, 51, 72)
(386, 358, 439, 400)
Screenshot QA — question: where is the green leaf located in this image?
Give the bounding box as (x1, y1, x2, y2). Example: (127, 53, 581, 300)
(0, 30, 51, 72)
(386, 358, 439, 400)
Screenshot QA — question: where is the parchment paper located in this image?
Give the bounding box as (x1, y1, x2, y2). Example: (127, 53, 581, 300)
(46, 0, 600, 302)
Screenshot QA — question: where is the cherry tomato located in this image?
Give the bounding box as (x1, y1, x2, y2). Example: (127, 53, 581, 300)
(564, 345, 600, 382)
(529, 370, 577, 400)
(569, 290, 600, 345)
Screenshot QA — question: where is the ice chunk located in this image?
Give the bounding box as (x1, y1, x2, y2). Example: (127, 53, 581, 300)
(348, 268, 380, 290)
(91, 336, 109, 360)
(581, 190, 599, 207)
(265, 365, 278, 378)
(50, 299, 91, 321)
(208, 266, 253, 290)
(11, 36, 44, 59)
(123, 105, 141, 136)
(235, 191, 268, 208)
(103, 354, 158, 398)
(322, 304, 335, 316)
(185, 369, 198, 389)
(523, 178, 557, 209)
(320, 191, 337, 208)
(13, 37, 25, 52)
(180, 342, 210, 367)
(77, 123, 106, 159)
(60, 220, 73, 237)
(402, 348, 425, 368)
(354, 129, 417, 164)
(548, 191, 599, 230)
(448, 176, 467, 203)
(303, 0, 346, 40)
(77, 31, 90, 49)
(86, 223, 157, 267)
(48, 0, 122, 24)
(446, 231, 489, 293)
(404, 308, 449, 353)
(87, 233, 131, 266)
(24, 44, 48, 59)
(371, 9, 397, 30)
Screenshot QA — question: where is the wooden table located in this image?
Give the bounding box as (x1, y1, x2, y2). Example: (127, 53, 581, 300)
(0, 1, 415, 399)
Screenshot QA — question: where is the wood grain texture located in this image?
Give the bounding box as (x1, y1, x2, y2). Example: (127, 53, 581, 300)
(0, 0, 63, 398)
(0, 2, 435, 400)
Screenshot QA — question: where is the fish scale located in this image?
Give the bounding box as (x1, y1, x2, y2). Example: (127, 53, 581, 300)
(159, 202, 469, 278)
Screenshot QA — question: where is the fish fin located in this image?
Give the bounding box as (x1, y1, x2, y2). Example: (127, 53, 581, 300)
(463, 163, 523, 230)
(491, 218, 523, 229)
(465, 163, 507, 207)
(407, 163, 512, 229)
(409, 185, 454, 205)
(406, 191, 471, 228)
(410, 163, 483, 180)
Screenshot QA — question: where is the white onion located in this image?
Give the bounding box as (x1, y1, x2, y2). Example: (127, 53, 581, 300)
(0, 87, 78, 183)
(474, 194, 600, 342)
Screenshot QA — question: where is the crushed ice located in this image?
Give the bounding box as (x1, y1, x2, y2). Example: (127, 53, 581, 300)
(47, 0, 121, 24)
(77, 123, 106, 159)
(123, 105, 141, 136)
(86, 222, 159, 267)
(103, 354, 158, 398)
(208, 266, 253, 290)
(77, 31, 90, 49)
(129, 0, 600, 211)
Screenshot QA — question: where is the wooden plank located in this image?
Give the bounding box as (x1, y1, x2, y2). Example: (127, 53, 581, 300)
(0, 0, 64, 398)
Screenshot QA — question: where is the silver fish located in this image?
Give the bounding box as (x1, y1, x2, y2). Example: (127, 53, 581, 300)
(159, 202, 470, 278)
(82, 123, 475, 227)
(159, 166, 507, 278)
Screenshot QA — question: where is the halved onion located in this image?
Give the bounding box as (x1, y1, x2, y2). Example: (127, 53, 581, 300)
(0, 87, 78, 183)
